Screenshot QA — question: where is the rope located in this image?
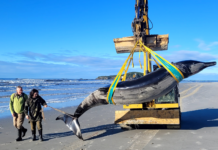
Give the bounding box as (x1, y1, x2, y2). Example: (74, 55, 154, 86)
(47, 106, 74, 119)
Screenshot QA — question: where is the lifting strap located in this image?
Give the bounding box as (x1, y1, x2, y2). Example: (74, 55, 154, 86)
(107, 40, 184, 105)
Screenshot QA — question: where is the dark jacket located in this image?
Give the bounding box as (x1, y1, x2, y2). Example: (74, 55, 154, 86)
(24, 96, 47, 121)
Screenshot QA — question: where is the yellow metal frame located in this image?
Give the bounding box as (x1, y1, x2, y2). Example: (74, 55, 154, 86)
(154, 103, 179, 108)
(123, 102, 179, 109)
(145, 100, 179, 108)
(120, 0, 179, 109)
(123, 104, 143, 109)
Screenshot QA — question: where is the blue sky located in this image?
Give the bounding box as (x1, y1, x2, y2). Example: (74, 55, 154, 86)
(0, 0, 218, 79)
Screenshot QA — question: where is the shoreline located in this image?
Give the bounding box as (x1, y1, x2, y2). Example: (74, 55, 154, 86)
(1, 82, 218, 149)
(0, 81, 214, 120)
(0, 97, 86, 119)
(0, 105, 79, 120)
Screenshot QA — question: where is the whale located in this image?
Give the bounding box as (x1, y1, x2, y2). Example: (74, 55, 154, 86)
(56, 60, 216, 140)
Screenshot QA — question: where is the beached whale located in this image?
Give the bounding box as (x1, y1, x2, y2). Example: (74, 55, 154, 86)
(56, 60, 216, 140)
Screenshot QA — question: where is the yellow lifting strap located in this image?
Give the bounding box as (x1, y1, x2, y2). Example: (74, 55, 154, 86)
(107, 40, 184, 105)
(138, 40, 184, 82)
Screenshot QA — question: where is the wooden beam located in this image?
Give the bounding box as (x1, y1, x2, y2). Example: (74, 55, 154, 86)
(115, 109, 180, 125)
(113, 34, 169, 53)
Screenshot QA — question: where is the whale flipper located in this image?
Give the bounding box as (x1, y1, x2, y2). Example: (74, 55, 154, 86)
(56, 114, 83, 140)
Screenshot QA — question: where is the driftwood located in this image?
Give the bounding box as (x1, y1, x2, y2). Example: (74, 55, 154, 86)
(113, 34, 169, 53)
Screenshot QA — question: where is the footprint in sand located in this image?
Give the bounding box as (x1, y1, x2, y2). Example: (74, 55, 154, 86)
(153, 144, 161, 148)
(196, 141, 201, 145)
(191, 131, 196, 134)
(198, 136, 203, 139)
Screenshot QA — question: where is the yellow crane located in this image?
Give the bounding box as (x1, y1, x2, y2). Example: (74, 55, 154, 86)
(113, 0, 181, 129)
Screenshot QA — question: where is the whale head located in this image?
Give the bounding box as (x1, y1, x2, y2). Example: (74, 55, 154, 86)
(174, 60, 216, 78)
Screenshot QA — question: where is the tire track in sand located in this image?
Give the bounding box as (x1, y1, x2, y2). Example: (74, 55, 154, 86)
(180, 84, 203, 111)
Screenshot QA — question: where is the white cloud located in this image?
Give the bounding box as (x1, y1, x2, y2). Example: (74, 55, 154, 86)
(160, 50, 218, 62)
(1, 49, 217, 79)
(209, 41, 218, 47)
(195, 39, 218, 50)
(0, 60, 122, 79)
(186, 72, 218, 80)
(14, 50, 218, 69)
(16, 51, 126, 68)
(170, 45, 181, 48)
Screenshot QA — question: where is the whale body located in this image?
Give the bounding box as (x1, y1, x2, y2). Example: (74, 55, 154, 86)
(56, 60, 216, 140)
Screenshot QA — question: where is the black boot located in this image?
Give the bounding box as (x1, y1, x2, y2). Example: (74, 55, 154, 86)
(22, 127, 27, 137)
(16, 129, 22, 142)
(32, 130, 36, 141)
(38, 129, 43, 141)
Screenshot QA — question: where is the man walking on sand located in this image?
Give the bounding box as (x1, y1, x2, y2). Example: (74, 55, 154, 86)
(9, 86, 28, 141)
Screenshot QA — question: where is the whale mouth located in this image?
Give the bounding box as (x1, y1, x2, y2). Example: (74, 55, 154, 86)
(204, 61, 216, 67)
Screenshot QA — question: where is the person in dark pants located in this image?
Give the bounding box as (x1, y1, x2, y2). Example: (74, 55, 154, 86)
(9, 86, 28, 142)
(24, 89, 47, 141)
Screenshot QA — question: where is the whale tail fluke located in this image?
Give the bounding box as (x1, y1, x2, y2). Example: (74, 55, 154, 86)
(56, 114, 83, 140)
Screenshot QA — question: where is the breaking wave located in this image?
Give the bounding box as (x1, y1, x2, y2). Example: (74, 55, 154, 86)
(0, 78, 112, 117)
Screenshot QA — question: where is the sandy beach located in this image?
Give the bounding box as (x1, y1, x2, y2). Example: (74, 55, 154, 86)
(0, 101, 124, 150)
(1, 82, 218, 150)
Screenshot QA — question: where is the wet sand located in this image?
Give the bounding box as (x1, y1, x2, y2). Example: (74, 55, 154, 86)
(1, 82, 218, 150)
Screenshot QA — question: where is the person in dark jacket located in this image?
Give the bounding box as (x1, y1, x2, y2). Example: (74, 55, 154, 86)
(24, 89, 47, 141)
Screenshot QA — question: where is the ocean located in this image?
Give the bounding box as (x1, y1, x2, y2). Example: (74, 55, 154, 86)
(1, 78, 217, 119)
(0, 78, 113, 118)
